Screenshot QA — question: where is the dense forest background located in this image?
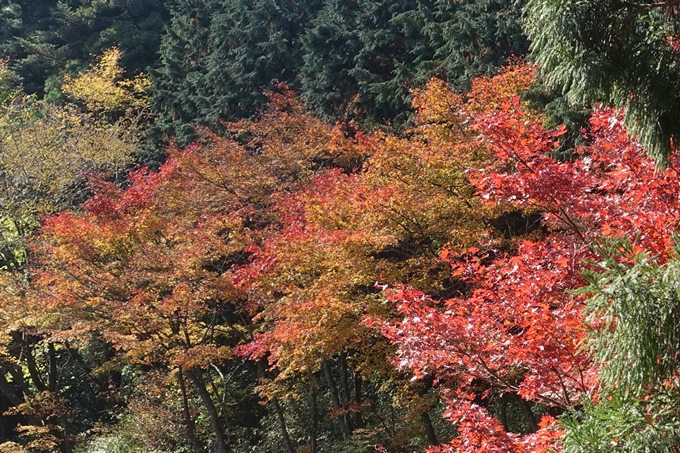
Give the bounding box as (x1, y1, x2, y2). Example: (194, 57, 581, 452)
(0, 0, 679, 452)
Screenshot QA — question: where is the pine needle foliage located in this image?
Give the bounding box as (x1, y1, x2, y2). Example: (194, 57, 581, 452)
(580, 241, 680, 396)
(300, 0, 526, 126)
(562, 391, 680, 453)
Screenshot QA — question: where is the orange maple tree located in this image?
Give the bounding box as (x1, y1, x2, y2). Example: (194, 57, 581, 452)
(234, 65, 540, 449)
(24, 94, 356, 453)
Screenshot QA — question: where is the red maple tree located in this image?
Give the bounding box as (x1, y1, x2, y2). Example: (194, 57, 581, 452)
(373, 69, 680, 451)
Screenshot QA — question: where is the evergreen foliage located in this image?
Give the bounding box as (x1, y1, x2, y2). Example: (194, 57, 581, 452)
(202, 0, 322, 124)
(525, 0, 680, 166)
(149, 0, 527, 151)
(299, 0, 527, 125)
(145, 0, 217, 163)
(146, 0, 322, 164)
(562, 239, 680, 451)
(300, 0, 435, 125)
(428, 0, 526, 87)
(0, 0, 169, 96)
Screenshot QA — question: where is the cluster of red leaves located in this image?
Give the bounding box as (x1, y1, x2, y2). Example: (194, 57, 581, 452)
(374, 86, 680, 450)
(234, 67, 539, 380)
(433, 398, 562, 453)
(31, 94, 352, 372)
(475, 103, 680, 256)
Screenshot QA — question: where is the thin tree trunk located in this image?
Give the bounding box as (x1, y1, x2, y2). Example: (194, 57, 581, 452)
(272, 398, 296, 453)
(206, 368, 231, 443)
(178, 368, 205, 453)
(512, 393, 538, 432)
(59, 419, 73, 453)
(256, 359, 295, 453)
(58, 437, 73, 453)
(47, 342, 57, 392)
(353, 371, 364, 428)
(187, 369, 229, 453)
(322, 360, 352, 439)
(23, 341, 47, 392)
(0, 371, 23, 406)
(418, 378, 439, 446)
(421, 411, 439, 446)
(498, 393, 509, 432)
(0, 368, 41, 426)
(7, 364, 30, 396)
(338, 352, 355, 431)
(309, 377, 318, 453)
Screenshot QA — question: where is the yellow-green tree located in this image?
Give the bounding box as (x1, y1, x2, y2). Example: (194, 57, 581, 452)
(0, 49, 147, 452)
(0, 48, 147, 268)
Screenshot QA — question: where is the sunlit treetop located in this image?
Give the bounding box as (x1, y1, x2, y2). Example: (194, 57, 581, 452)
(62, 47, 150, 114)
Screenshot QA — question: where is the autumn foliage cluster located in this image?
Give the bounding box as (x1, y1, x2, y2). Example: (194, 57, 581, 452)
(1, 61, 680, 453)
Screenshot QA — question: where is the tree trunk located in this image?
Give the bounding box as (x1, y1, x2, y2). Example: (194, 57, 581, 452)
(0, 370, 23, 406)
(498, 393, 509, 432)
(418, 378, 438, 446)
(59, 422, 73, 453)
(187, 369, 229, 453)
(353, 371, 364, 428)
(338, 353, 355, 431)
(47, 342, 57, 392)
(322, 360, 352, 439)
(256, 359, 295, 453)
(421, 411, 439, 446)
(272, 398, 296, 453)
(178, 368, 205, 453)
(7, 363, 30, 396)
(309, 377, 318, 453)
(512, 393, 538, 432)
(206, 368, 231, 443)
(23, 341, 47, 392)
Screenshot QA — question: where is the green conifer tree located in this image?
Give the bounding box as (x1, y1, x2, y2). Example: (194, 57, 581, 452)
(202, 0, 322, 124)
(145, 0, 217, 164)
(300, 0, 527, 126)
(149, 0, 527, 156)
(563, 239, 680, 452)
(147, 0, 322, 165)
(427, 0, 526, 88)
(0, 0, 168, 96)
(525, 0, 680, 165)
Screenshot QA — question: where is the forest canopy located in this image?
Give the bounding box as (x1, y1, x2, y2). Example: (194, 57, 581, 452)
(0, 1, 678, 453)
